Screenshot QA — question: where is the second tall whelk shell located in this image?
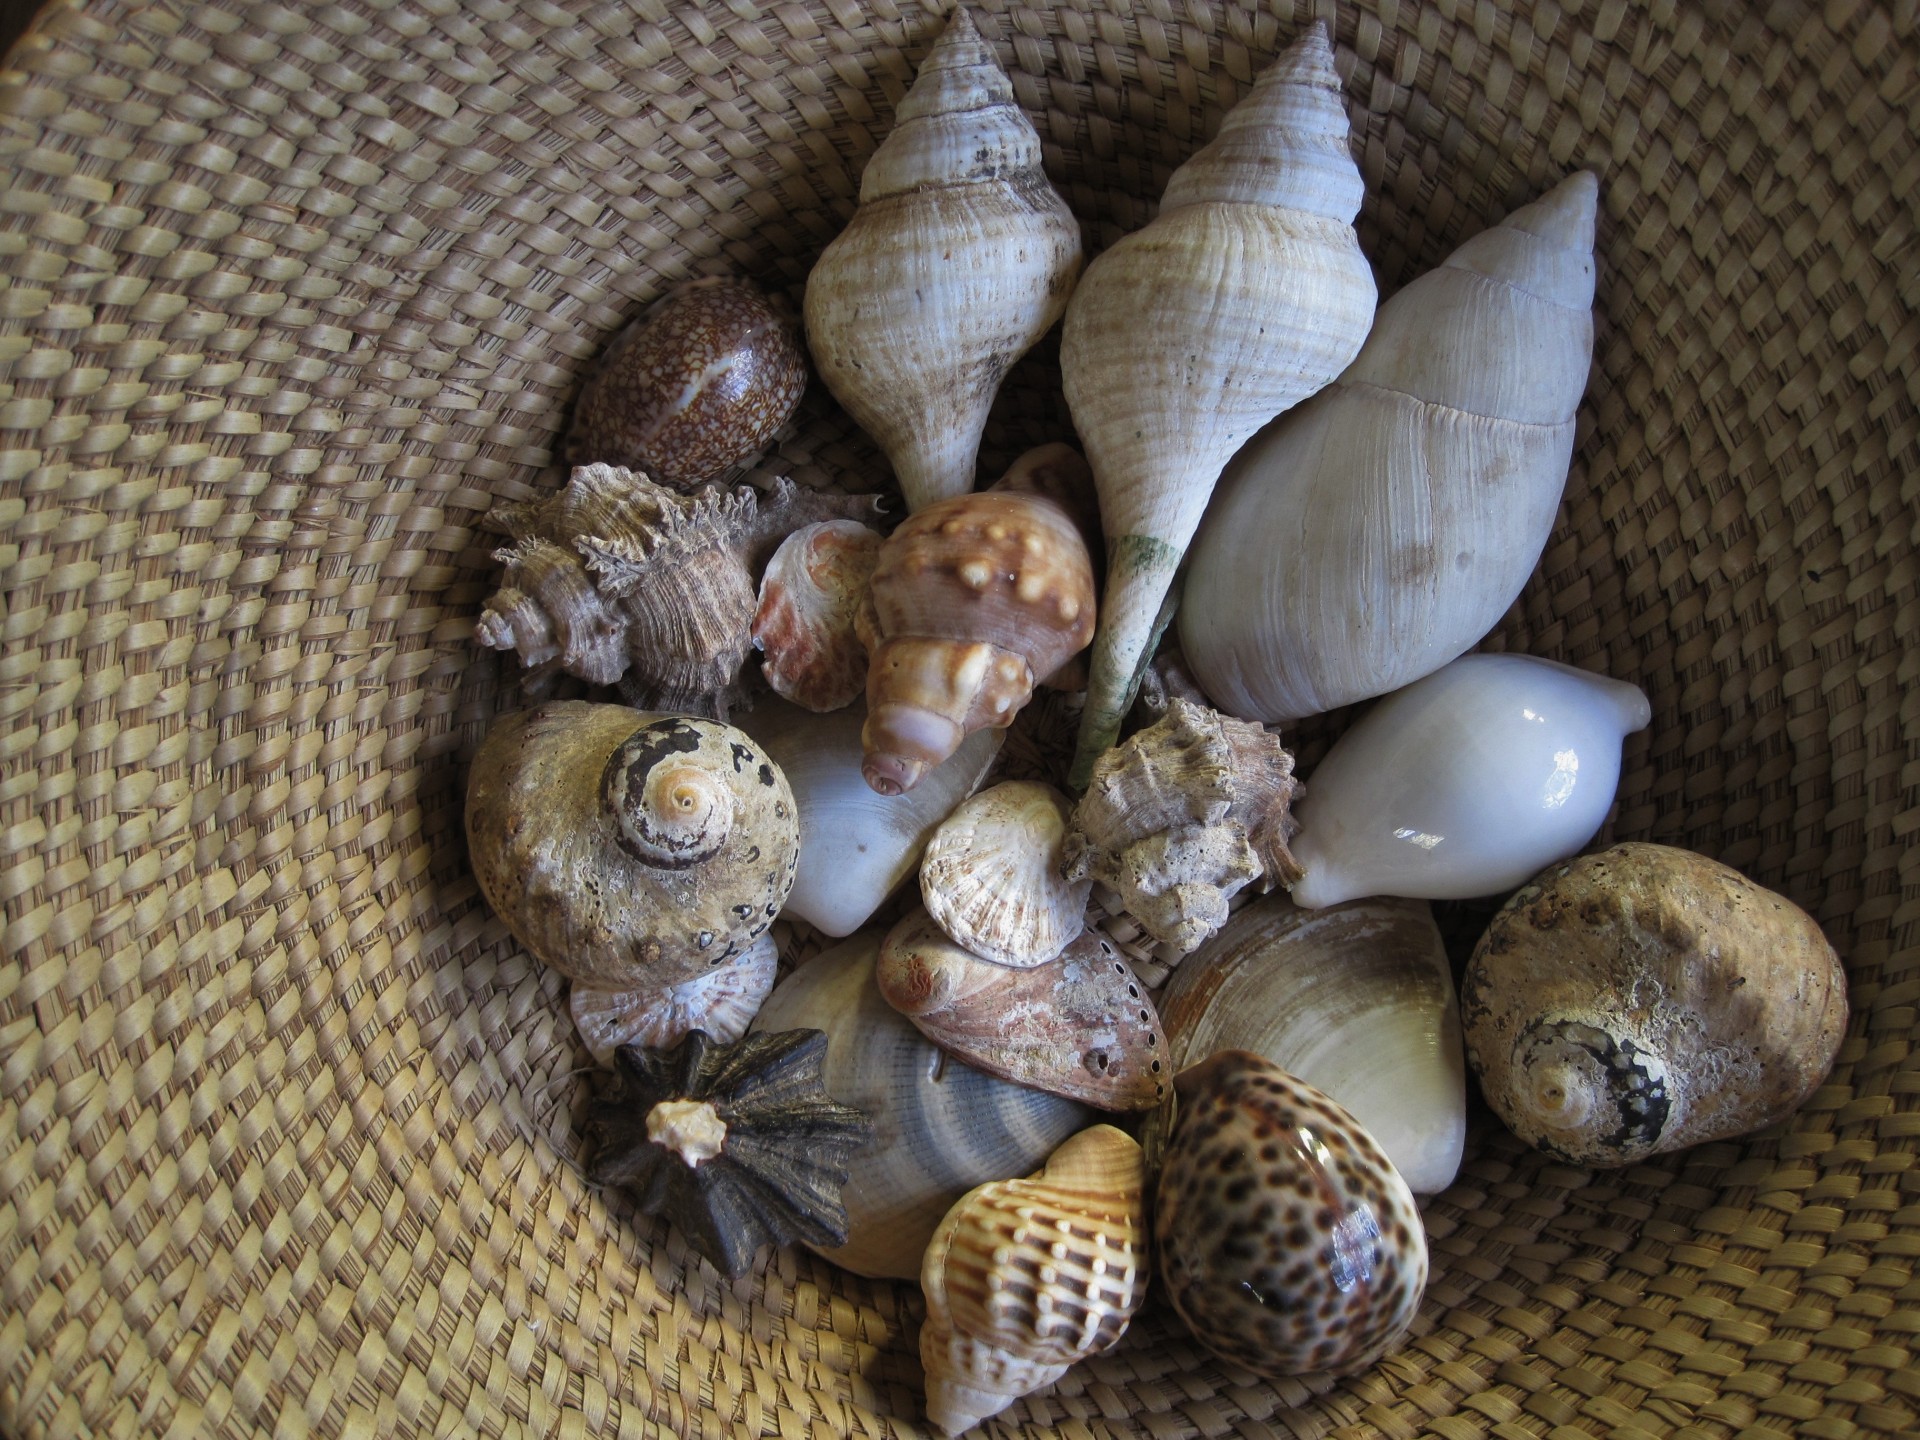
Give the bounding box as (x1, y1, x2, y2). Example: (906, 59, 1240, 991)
(805, 10, 1083, 512)
(1182, 173, 1600, 722)
(1062, 23, 1377, 783)
(920, 1125, 1147, 1436)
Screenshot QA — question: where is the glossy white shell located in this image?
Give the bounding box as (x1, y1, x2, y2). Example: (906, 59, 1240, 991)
(1289, 654, 1651, 907)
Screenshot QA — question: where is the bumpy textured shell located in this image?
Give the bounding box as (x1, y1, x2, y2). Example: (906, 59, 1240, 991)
(1061, 23, 1377, 783)
(920, 1125, 1147, 1435)
(877, 910, 1167, 1112)
(750, 929, 1091, 1279)
(1182, 173, 1600, 722)
(1160, 893, 1466, 1193)
(583, 1029, 874, 1279)
(570, 931, 780, 1066)
(567, 276, 807, 486)
(752, 519, 884, 712)
(804, 9, 1083, 513)
(1461, 843, 1849, 1167)
(1063, 698, 1302, 955)
(1156, 1051, 1428, 1378)
(474, 463, 883, 716)
(465, 703, 799, 990)
(919, 781, 1090, 967)
(858, 481, 1096, 794)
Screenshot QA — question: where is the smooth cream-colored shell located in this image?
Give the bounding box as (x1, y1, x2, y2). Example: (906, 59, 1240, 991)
(568, 931, 780, 1066)
(920, 781, 1090, 967)
(1159, 893, 1465, 1193)
(1181, 173, 1600, 722)
(919, 1125, 1146, 1435)
(751, 929, 1091, 1279)
(1061, 23, 1376, 783)
(804, 9, 1082, 513)
(735, 696, 1002, 937)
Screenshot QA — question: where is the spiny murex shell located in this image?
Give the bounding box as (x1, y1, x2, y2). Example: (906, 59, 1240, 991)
(920, 1125, 1147, 1436)
(474, 463, 882, 716)
(1182, 172, 1600, 722)
(752, 518, 884, 712)
(1063, 697, 1303, 956)
(570, 930, 780, 1066)
(1461, 842, 1849, 1167)
(804, 9, 1083, 513)
(1155, 1051, 1427, 1378)
(1159, 892, 1466, 1193)
(920, 781, 1090, 968)
(465, 703, 798, 990)
(750, 928, 1091, 1280)
(1061, 23, 1377, 783)
(878, 909, 1167, 1113)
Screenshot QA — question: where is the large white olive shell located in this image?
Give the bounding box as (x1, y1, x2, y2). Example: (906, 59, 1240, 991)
(751, 929, 1091, 1280)
(920, 781, 1090, 967)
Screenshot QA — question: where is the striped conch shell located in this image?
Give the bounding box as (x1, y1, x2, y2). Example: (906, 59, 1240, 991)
(919, 1125, 1147, 1436)
(805, 9, 1083, 512)
(1061, 23, 1376, 784)
(1181, 173, 1601, 721)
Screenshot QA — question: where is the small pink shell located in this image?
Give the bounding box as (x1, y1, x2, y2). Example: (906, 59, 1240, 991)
(752, 520, 883, 711)
(569, 932, 779, 1065)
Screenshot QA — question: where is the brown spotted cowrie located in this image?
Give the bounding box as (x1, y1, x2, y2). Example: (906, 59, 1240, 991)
(1154, 1050, 1427, 1378)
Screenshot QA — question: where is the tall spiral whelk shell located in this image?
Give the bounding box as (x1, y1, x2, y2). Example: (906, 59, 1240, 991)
(1063, 698, 1303, 955)
(1182, 173, 1600, 722)
(1061, 23, 1377, 783)
(920, 781, 1089, 967)
(857, 456, 1097, 794)
(919, 1125, 1147, 1435)
(804, 9, 1083, 513)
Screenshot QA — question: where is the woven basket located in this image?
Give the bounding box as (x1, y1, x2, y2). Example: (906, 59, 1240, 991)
(3, 1, 1916, 1436)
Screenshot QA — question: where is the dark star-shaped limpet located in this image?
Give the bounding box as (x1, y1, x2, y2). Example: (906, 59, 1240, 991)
(584, 1028, 875, 1278)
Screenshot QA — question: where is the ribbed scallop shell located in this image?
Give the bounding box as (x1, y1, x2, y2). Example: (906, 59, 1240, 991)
(1061, 23, 1376, 782)
(751, 929, 1091, 1279)
(752, 519, 884, 712)
(570, 930, 780, 1066)
(1182, 173, 1601, 722)
(919, 1125, 1147, 1436)
(920, 781, 1089, 967)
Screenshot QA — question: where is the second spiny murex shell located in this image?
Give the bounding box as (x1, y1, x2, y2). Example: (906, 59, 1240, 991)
(474, 462, 882, 717)
(1063, 698, 1303, 955)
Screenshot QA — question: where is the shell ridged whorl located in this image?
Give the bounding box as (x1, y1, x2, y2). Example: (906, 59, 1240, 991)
(1061, 22, 1376, 785)
(803, 9, 1083, 514)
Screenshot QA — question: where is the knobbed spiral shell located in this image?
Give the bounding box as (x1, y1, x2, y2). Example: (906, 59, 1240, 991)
(856, 455, 1097, 794)
(1181, 173, 1601, 721)
(1061, 23, 1377, 784)
(804, 9, 1083, 512)
(919, 1125, 1148, 1436)
(465, 703, 799, 991)
(1461, 843, 1848, 1167)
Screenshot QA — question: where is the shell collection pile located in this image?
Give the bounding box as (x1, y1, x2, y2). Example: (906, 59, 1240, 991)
(460, 11, 1851, 1433)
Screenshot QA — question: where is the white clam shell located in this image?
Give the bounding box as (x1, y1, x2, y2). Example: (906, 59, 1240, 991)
(751, 928, 1091, 1279)
(568, 930, 780, 1066)
(1159, 893, 1465, 1193)
(736, 696, 1002, 937)
(919, 781, 1090, 967)
(1289, 654, 1651, 908)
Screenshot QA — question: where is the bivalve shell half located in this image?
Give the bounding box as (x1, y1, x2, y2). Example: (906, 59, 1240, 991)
(920, 781, 1090, 967)
(570, 931, 780, 1066)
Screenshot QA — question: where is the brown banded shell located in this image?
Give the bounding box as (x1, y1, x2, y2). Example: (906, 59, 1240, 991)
(1155, 1051, 1427, 1378)
(570, 931, 780, 1066)
(752, 519, 884, 712)
(568, 276, 807, 487)
(877, 910, 1167, 1112)
(919, 1125, 1148, 1436)
(465, 704, 799, 991)
(919, 781, 1089, 968)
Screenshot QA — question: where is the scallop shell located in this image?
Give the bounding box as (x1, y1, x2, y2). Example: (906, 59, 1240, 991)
(877, 910, 1167, 1112)
(919, 781, 1090, 967)
(570, 930, 781, 1066)
(1156, 1051, 1428, 1378)
(751, 928, 1092, 1279)
(735, 696, 1003, 937)
(919, 1125, 1147, 1435)
(1159, 893, 1465, 1193)
(752, 519, 884, 712)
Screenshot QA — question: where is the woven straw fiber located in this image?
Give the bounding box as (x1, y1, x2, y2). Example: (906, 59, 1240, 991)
(2, 0, 1917, 1436)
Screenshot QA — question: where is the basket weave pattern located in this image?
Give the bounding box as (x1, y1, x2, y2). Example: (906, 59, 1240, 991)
(2, 1, 1916, 1436)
